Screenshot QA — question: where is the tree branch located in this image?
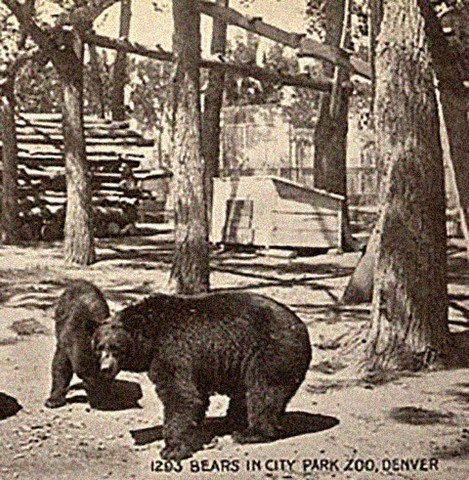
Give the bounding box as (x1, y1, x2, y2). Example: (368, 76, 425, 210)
(3, 0, 120, 67)
(62, 0, 121, 28)
(0, 46, 41, 89)
(2, 0, 56, 55)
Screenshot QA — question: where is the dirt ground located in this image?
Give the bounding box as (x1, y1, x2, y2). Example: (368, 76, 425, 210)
(0, 231, 468, 480)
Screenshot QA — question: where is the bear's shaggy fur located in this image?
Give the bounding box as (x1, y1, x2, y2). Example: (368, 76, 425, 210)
(93, 291, 312, 460)
(45, 280, 111, 408)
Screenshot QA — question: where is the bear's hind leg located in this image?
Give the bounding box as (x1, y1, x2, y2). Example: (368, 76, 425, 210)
(233, 378, 293, 444)
(45, 348, 73, 408)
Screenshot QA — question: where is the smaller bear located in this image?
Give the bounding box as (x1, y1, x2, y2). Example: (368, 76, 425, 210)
(45, 280, 111, 408)
(93, 291, 312, 460)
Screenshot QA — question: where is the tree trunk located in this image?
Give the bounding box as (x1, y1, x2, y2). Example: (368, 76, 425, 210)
(169, 0, 210, 294)
(341, 0, 383, 304)
(111, 0, 131, 121)
(365, 0, 451, 371)
(1, 74, 20, 245)
(343, 0, 469, 303)
(88, 43, 106, 118)
(419, 1, 469, 253)
(201, 0, 228, 219)
(313, 0, 353, 250)
(368, 0, 383, 119)
(56, 30, 95, 265)
(341, 224, 378, 304)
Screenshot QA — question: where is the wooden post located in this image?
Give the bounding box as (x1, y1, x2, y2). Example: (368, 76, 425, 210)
(111, 0, 132, 121)
(201, 0, 229, 221)
(1, 73, 20, 244)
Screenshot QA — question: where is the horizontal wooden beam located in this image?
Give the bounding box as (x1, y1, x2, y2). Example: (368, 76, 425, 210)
(84, 32, 334, 92)
(202, 56, 333, 91)
(84, 33, 173, 62)
(299, 38, 372, 79)
(197, 0, 372, 79)
(198, 0, 303, 49)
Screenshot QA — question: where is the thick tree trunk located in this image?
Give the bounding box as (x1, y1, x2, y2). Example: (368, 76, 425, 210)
(201, 0, 228, 218)
(57, 31, 95, 265)
(111, 0, 131, 121)
(1, 74, 20, 244)
(419, 1, 469, 252)
(343, 0, 469, 304)
(365, 0, 451, 371)
(169, 0, 210, 294)
(313, 0, 353, 250)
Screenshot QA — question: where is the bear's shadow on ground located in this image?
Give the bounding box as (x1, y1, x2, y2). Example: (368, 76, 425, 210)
(67, 379, 143, 411)
(130, 411, 339, 449)
(0, 392, 22, 420)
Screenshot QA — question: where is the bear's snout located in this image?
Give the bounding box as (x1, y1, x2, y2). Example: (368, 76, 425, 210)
(99, 350, 120, 379)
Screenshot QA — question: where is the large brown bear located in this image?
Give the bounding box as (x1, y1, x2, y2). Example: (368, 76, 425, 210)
(45, 280, 111, 408)
(93, 291, 312, 460)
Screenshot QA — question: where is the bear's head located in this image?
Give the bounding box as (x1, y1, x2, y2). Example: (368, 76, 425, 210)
(92, 321, 133, 379)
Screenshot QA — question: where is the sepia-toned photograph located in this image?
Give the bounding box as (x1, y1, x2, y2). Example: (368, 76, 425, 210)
(0, 0, 468, 478)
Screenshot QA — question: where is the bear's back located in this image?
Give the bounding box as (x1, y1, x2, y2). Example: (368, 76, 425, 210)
(55, 280, 109, 342)
(126, 291, 311, 393)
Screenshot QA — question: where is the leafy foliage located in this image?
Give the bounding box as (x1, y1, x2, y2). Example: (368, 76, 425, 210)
(282, 87, 320, 129)
(305, 0, 326, 40)
(14, 47, 114, 115)
(127, 57, 173, 135)
(16, 59, 61, 112)
(151, 0, 170, 13)
(223, 35, 319, 127)
(83, 47, 114, 116)
(0, 5, 21, 67)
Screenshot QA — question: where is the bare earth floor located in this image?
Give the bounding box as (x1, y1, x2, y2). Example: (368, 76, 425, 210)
(0, 232, 468, 480)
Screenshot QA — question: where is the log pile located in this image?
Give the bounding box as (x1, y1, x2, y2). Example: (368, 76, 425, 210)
(1, 113, 168, 241)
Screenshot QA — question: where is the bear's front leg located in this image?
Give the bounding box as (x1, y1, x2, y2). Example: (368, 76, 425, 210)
(161, 407, 201, 460)
(72, 347, 111, 408)
(156, 383, 208, 461)
(225, 393, 248, 432)
(45, 348, 73, 408)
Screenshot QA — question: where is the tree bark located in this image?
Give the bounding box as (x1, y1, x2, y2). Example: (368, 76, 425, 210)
(312, 0, 353, 250)
(169, 0, 210, 294)
(365, 0, 451, 371)
(57, 30, 95, 265)
(1, 74, 20, 244)
(201, 0, 228, 219)
(111, 0, 131, 121)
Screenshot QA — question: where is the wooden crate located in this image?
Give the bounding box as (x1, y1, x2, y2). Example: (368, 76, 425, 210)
(211, 176, 345, 249)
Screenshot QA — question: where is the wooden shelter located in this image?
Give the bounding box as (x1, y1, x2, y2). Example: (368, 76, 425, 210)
(211, 176, 345, 250)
